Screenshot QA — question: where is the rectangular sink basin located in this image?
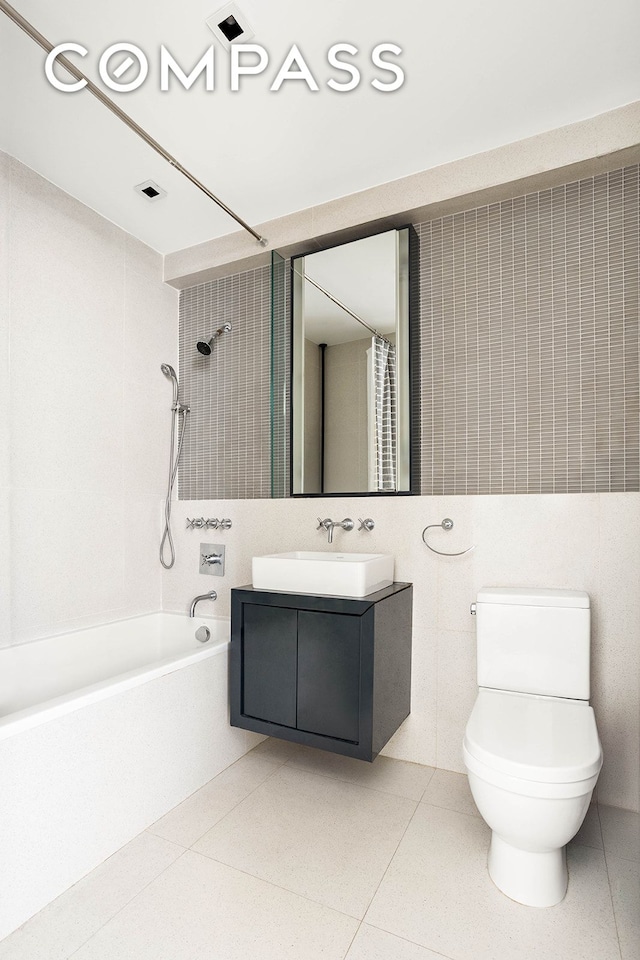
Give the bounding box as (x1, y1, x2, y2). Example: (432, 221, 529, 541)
(252, 551, 394, 598)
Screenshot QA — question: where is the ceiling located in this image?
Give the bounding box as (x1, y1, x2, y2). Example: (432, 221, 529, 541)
(1, 0, 639, 255)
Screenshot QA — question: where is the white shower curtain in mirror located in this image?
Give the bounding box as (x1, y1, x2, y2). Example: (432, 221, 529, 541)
(372, 335, 397, 491)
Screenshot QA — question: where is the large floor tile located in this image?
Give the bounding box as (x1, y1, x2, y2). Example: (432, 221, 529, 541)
(420, 768, 480, 818)
(0, 833, 182, 960)
(147, 754, 280, 847)
(600, 804, 640, 862)
(366, 803, 620, 960)
(246, 736, 305, 766)
(287, 745, 435, 801)
(607, 855, 640, 960)
(71, 851, 358, 960)
(346, 924, 452, 960)
(193, 764, 417, 919)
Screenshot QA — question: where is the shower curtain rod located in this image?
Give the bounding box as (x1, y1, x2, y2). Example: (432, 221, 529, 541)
(301, 270, 392, 346)
(0, 0, 268, 246)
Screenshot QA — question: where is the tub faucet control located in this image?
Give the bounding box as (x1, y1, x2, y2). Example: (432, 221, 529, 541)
(201, 552, 222, 565)
(200, 543, 225, 576)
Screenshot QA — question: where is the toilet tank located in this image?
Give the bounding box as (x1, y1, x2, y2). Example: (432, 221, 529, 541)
(475, 587, 591, 700)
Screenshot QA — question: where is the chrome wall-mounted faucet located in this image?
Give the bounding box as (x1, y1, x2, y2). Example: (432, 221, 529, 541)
(316, 517, 354, 544)
(189, 590, 217, 617)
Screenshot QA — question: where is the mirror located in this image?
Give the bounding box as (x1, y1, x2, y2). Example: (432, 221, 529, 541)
(292, 228, 412, 496)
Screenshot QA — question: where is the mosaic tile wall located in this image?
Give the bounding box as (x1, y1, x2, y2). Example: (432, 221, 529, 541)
(178, 165, 639, 499)
(178, 266, 271, 499)
(419, 165, 639, 494)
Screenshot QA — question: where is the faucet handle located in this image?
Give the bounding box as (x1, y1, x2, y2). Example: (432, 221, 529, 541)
(358, 518, 375, 532)
(187, 517, 206, 529)
(341, 518, 354, 531)
(317, 517, 330, 530)
(201, 553, 222, 566)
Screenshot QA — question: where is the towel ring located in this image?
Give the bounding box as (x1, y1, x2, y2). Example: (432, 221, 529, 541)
(421, 518, 475, 557)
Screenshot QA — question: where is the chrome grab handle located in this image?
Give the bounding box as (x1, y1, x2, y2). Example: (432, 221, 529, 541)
(421, 519, 475, 557)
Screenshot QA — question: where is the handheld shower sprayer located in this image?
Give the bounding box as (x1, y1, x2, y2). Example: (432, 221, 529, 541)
(196, 322, 232, 356)
(161, 363, 179, 407)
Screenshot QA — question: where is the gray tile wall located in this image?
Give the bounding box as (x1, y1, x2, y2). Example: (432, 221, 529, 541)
(178, 165, 639, 499)
(178, 267, 271, 499)
(419, 166, 639, 494)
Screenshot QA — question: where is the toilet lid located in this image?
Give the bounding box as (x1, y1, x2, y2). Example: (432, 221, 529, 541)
(464, 688, 602, 783)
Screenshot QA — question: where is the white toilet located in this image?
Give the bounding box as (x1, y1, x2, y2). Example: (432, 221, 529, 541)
(463, 587, 603, 908)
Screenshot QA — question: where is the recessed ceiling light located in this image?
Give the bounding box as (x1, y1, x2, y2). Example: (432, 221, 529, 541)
(134, 180, 167, 201)
(206, 3, 254, 50)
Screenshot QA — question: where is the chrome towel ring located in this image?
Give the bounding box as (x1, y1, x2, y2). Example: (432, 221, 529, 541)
(421, 518, 475, 557)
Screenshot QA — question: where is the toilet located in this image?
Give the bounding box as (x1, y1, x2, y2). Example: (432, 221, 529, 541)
(463, 587, 603, 908)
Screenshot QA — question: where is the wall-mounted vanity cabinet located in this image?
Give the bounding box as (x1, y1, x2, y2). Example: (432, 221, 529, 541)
(230, 583, 412, 761)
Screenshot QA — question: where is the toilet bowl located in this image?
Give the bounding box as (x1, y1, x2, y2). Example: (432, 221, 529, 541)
(463, 588, 603, 908)
(464, 688, 602, 907)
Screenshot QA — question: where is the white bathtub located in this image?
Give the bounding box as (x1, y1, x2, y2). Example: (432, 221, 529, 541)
(0, 612, 258, 941)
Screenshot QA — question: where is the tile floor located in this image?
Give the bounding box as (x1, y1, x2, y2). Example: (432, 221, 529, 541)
(1, 739, 638, 960)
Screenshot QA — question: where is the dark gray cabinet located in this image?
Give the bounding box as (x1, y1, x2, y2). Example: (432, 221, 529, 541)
(230, 583, 412, 761)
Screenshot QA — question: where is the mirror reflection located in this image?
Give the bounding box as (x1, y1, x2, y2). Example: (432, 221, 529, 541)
(292, 228, 411, 495)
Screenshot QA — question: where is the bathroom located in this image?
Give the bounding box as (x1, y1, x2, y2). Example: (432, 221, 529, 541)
(0, 0, 639, 957)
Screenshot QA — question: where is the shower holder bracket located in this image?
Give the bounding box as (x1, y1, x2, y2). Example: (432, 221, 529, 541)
(200, 543, 226, 577)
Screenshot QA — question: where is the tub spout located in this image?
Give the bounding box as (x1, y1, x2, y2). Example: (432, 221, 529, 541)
(189, 591, 217, 617)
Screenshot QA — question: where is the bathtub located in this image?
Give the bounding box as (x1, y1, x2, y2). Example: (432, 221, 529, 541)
(0, 612, 259, 941)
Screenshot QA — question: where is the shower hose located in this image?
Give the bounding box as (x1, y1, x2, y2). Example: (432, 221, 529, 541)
(160, 405, 189, 569)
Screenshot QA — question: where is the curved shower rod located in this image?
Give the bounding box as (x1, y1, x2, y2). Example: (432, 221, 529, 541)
(0, 0, 268, 247)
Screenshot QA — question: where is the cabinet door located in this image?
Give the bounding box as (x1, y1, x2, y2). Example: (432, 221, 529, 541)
(297, 611, 360, 742)
(242, 604, 297, 727)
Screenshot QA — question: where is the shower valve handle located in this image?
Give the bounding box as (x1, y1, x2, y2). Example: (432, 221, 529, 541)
(201, 553, 223, 566)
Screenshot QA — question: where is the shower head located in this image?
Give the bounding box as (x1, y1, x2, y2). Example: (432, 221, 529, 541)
(196, 322, 232, 356)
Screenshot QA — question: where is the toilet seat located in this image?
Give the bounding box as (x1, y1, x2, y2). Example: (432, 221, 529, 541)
(464, 688, 602, 786)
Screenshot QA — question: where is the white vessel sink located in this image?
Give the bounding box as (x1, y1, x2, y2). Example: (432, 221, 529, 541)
(252, 551, 394, 598)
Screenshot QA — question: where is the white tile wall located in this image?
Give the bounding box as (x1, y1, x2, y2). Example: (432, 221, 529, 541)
(163, 492, 640, 812)
(2, 153, 178, 645)
(0, 153, 11, 649)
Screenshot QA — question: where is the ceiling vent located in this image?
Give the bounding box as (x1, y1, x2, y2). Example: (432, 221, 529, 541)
(206, 3, 254, 50)
(134, 180, 167, 202)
